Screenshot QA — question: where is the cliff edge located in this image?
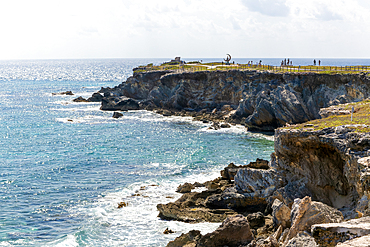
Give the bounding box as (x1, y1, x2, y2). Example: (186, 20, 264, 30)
(95, 70, 370, 131)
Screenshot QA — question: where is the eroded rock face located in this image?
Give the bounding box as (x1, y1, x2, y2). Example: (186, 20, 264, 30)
(94, 70, 370, 130)
(274, 127, 370, 209)
(284, 196, 343, 244)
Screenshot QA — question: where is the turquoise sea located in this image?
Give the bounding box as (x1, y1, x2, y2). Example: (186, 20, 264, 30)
(1, 58, 368, 246)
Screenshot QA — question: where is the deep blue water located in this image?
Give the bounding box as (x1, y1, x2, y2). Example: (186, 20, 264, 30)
(0, 59, 275, 246)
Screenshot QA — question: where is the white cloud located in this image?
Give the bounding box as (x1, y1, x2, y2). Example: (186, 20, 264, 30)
(0, 0, 369, 59)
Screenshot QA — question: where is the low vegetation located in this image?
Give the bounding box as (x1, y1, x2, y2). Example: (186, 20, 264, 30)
(286, 100, 370, 133)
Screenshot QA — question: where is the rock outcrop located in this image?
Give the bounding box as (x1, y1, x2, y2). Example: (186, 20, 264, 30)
(94, 70, 370, 131)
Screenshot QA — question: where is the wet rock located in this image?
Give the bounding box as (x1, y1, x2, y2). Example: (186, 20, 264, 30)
(112, 112, 123, 118)
(87, 92, 103, 102)
(163, 228, 175, 234)
(53, 91, 74, 95)
(73, 96, 89, 102)
(272, 199, 291, 229)
(166, 230, 201, 247)
(157, 190, 237, 223)
(220, 123, 231, 128)
(101, 97, 140, 111)
(118, 202, 127, 208)
(176, 183, 194, 193)
(198, 215, 254, 247)
(284, 196, 343, 244)
(312, 216, 370, 247)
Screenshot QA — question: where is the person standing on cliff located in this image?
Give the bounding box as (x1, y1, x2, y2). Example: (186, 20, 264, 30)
(319, 60, 321, 66)
(314, 59, 316, 66)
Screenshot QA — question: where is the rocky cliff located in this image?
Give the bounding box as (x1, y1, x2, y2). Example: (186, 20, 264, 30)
(96, 70, 370, 131)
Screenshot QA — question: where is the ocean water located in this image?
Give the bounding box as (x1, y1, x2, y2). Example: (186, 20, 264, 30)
(0, 59, 275, 247)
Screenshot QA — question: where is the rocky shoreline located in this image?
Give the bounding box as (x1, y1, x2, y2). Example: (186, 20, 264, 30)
(159, 123, 370, 246)
(74, 69, 370, 246)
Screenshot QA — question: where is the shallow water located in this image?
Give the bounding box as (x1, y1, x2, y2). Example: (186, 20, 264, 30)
(1, 59, 275, 246)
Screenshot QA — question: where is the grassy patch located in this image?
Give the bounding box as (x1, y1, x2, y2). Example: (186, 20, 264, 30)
(284, 101, 370, 133)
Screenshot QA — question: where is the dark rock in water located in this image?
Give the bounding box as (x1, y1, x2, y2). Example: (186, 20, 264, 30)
(198, 215, 254, 247)
(87, 92, 103, 102)
(163, 228, 175, 234)
(246, 212, 265, 228)
(166, 230, 201, 247)
(73, 96, 89, 102)
(220, 123, 231, 128)
(118, 202, 127, 208)
(53, 91, 74, 96)
(112, 112, 123, 118)
(101, 97, 140, 111)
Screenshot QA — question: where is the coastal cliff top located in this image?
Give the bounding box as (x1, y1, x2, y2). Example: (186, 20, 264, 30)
(283, 99, 370, 133)
(133, 61, 370, 75)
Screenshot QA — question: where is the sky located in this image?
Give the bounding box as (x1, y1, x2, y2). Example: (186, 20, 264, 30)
(0, 0, 370, 59)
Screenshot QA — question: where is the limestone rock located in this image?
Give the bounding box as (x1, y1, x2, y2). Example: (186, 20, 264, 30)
(272, 199, 291, 229)
(285, 196, 343, 244)
(198, 214, 254, 247)
(176, 183, 194, 193)
(312, 216, 370, 247)
(336, 234, 370, 247)
(247, 158, 270, 170)
(234, 168, 286, 198)
(166, 230, 201, 247)
(285, 231, 318, 247)
(247, 212, 265, 228)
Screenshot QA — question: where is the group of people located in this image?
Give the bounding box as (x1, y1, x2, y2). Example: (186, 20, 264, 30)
(281, 59, 293, 66)
(313, 59, 321, 66)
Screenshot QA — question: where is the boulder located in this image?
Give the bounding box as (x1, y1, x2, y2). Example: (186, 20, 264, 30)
(285, 231, 318, 247)
(176, 183, 194, 193)
(270, 179, 313, 208)
(101, 97, 140, 111)
(112, 112, 123, 118)
(247, 158, 270, 170)
(272, 199, 291, 229)
(336, 234, 370, 247)
(87, 92, 103, 102)
(53, 91, 74, 95)
(198, 215, 254, 247)
(157, 190, 238, 223)
(234, 168, 286, 198)
(221, 163, 245, 181)
(166, 230, 201, 247)
(247, 212, 265, 228)
(73, 96, 89, 102)
(284, 196, 343, 244)
(312, 216, 370, 247)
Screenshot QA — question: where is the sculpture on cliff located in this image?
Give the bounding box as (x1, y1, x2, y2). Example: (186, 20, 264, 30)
(224, 54, 232, 65)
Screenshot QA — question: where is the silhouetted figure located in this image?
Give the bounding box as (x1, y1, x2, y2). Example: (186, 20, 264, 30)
(290, 61, 292, 65)
(287, 58, 290, 65)
(284, 59, 287, 66)
(314, 59, 316, 66)
(319, 60, 321, 66)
